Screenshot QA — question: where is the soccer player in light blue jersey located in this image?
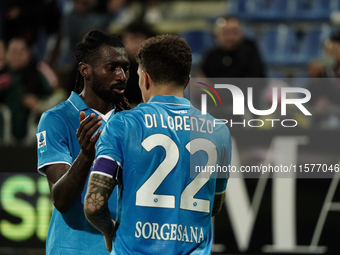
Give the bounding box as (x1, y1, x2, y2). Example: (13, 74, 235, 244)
(36, 30, 131, 255)
(84, 34, 232, 254)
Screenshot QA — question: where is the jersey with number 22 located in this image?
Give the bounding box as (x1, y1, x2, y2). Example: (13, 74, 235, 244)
(94, 95, 232, 255)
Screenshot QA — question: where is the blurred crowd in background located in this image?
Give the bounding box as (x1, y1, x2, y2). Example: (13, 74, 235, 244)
(1, 0, 340, 146)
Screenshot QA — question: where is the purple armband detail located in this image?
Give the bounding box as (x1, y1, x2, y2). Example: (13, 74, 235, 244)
(92, 156, 118, 178)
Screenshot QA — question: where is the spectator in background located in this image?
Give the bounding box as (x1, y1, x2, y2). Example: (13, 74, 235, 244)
(308, 34, 340, 78)
(120, 21, 156, 107)
(306, 34, 340, 129)
(0, 37, 54, 142)
(1, 0, 61, 60)
(198, 15, 266, 119)
(2, 0, 46, 45)
(199, 15, 266, 79)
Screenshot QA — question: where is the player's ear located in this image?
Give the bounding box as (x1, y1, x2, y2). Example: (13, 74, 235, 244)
(143, 70, 151, 90)
(79, 62, 91, 81)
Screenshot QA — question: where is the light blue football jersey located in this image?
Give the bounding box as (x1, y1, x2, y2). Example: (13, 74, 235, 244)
(36, 92, 118, 255)
(94, 95, 231, 255)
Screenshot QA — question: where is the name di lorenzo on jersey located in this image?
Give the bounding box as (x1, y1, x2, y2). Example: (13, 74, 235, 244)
(144, 111, 214, 134)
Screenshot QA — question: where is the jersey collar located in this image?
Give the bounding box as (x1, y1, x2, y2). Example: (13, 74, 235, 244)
(67, 91, 89, 112)
(147, 95, 190, 107)
(68, 91, 116, 121)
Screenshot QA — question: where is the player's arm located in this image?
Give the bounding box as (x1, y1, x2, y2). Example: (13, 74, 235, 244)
(212, 131, 231, 217)
(84, 157, 119, 252)
(84, 173, 116, 252)
(212, 192, 225, 217)
(45, 112, 102, 213)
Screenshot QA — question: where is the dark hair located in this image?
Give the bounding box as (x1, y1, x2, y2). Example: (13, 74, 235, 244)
(135, 34, 192, 86)
(74, 29, 130, 111)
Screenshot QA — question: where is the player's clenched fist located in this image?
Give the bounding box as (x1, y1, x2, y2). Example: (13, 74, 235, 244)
(76, 111, 102, 159)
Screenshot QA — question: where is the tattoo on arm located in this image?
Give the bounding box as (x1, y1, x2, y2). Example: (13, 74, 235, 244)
(84, 173, 117, 235)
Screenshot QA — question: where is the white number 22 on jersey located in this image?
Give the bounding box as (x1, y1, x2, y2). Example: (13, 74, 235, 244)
(135, 134, 217, 213)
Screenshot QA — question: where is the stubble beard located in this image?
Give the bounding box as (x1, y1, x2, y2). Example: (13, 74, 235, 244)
(91, 74, 125, 106)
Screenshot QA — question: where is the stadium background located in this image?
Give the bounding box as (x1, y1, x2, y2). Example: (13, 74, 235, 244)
(1, 0, 340, 254)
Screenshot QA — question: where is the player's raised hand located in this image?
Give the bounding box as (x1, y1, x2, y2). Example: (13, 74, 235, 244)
(77, 111, 102, 159)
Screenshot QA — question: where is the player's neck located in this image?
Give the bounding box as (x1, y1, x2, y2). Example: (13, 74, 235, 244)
(150, 84, 184, 98)
(79, 90, 113, 115)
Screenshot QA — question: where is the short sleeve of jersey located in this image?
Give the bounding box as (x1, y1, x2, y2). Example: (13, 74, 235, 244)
(96, 113, 126, 166)
(215, 129, 232, 194)
(36, 111, 72, 175)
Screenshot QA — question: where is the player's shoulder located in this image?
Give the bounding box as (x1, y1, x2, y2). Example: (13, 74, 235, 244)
(191, 106, 231, 136)
(107, 104, 144, 125)
(40, 99, 74, 123)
